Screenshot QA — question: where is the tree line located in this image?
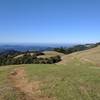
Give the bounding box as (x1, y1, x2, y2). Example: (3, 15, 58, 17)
(0, 51, 61, 66)
(54, 42, 100, 54)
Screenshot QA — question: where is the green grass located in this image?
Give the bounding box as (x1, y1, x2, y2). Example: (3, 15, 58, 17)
(0, 59, 100, 99)
(0, 66, 16, 100)
(24, 60, 100, 100)
(0, 65, 29, 100)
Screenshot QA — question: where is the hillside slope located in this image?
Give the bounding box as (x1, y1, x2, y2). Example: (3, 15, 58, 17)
(0, 46, 100, 100)
(37, 51, 65, 58)
(58, 46, 100, 65)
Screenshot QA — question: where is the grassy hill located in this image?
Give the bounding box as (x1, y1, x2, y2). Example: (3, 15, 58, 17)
(14, 51, 64, 59)
(0, 46, 100, 100)
(58, 45, 100, 65)
(14, 53, 34, 59)
(37, 51, 65, 58)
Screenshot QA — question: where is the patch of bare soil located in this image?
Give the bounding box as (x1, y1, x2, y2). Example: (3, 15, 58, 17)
(9, 67, 55, 100)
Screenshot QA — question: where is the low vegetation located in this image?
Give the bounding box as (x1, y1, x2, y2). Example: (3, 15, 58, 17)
(54, 42, 100, 54)
(0, 52, 61, 66)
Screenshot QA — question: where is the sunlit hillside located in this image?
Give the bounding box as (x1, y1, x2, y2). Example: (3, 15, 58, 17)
(58, 46, 100, 65)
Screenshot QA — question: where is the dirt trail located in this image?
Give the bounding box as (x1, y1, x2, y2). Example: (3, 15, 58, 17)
(9, 67, 55, 100)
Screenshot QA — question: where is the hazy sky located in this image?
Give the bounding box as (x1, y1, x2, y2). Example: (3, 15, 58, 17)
(0, 0, 100, 44)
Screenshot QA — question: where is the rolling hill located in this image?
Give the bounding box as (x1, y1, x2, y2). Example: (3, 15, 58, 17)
(58, 45, 100, 66)
(0, 46, 100, 100)
(37, 51, 65, 58)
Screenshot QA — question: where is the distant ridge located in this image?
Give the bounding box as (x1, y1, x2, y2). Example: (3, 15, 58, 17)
(0, 44, 74, 52)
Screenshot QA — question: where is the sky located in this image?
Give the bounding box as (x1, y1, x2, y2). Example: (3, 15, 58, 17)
(0, 0, 100, 44)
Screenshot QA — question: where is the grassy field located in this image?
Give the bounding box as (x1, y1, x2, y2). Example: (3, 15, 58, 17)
(0, 65, 22, 100)
(0, 59, 100, 100)
(58, 46, 100, 65)
(24, 60, 100, 100)
(0, 46, 100, 100)
(37, 51, 64, 58)
(0, 65, 32, 100)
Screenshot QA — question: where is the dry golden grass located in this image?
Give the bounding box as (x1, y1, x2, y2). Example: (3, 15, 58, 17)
(14, 54, 24, 59)
(37, 51, 65, 58)
(14, 53, 34, 59)
(58, 46, 100, 65)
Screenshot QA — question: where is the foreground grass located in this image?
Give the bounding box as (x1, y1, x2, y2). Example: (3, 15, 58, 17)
(25, 60, 100, 100)
(0, 65, 29, 100)
(0, 59, 100, 100)
(0, 66, 16, 100)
